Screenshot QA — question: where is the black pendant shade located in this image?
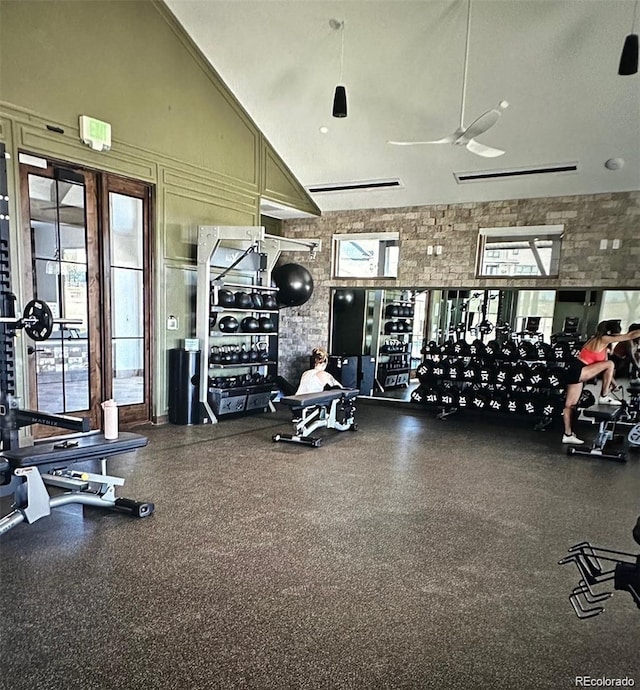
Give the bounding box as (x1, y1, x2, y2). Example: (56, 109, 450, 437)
(619, 33, 639, 75)
(332, 85, 347, 118)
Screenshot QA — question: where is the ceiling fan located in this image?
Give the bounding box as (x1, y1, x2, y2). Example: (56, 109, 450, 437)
(388, 0, 508, 158)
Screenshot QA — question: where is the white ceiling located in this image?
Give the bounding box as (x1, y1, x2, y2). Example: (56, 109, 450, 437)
(164, 0, 640, 217)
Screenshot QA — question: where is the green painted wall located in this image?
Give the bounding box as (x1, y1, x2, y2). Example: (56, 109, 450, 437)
(0, 0, 320, 421)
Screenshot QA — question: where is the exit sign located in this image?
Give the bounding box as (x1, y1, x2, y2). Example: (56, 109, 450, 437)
(79, 115, 112, 152)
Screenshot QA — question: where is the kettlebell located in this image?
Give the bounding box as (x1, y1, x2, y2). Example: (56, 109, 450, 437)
(256, 341, 269, 361)
(240, 344, 250, 363)
(249, 345, 259, 362)
(209, 346, 221, 364)
(251, 292, 264, 309)
(263, 294, 277, 310)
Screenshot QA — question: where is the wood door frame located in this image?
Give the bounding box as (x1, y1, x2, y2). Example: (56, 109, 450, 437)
(19, 162, 103, 432)
(18, 158, 154, 431)
(99, 174, 153, 425)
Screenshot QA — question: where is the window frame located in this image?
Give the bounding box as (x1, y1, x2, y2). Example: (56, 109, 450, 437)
(476, 225, 564, 278)
(332, 231, 400, 279)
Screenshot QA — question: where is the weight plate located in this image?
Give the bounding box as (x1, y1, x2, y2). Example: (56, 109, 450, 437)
(22, 299, 54, 341)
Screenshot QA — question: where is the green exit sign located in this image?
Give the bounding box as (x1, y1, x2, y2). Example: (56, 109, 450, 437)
(79, 115, 112, 152)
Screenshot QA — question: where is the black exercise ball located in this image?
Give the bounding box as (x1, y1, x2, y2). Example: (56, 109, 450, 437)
(240, 316, 259, 333)
(333, 290, 355, 312)
(218, 315, 239, 333)
(272, 263, 314, 308)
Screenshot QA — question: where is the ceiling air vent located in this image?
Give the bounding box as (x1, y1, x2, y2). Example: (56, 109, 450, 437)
(307, 178, 402, 194)
(455, 162, 578, 183)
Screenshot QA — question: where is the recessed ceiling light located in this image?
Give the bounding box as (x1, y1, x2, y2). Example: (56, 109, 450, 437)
(319, 126, 329, 134)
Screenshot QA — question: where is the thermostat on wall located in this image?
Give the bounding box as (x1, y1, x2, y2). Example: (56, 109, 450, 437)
(79, 115, 111, 152)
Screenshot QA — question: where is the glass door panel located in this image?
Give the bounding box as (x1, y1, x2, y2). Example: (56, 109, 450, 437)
(109, 192, 146, 409)
(28, 173, 91, 416)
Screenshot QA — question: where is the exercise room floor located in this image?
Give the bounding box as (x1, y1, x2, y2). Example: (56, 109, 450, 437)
(1, 401, 639, 690)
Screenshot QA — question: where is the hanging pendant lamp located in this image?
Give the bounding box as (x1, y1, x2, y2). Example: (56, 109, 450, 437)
(330, 19, 348, 117)
(333, 85, 347, 118)
(618, 0, 639, 75)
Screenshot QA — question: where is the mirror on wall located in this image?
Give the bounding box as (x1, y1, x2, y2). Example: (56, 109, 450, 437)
(329, 288, 640, 402)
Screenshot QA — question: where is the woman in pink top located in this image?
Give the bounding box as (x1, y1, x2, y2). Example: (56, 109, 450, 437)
(562, 320, 640, 445)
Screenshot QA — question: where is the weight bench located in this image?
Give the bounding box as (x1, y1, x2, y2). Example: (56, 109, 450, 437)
(567, 404, 626, 462)
(559, 515, 640, 618)
(0, 432, 154, 536)
(273, 388, 358, 447)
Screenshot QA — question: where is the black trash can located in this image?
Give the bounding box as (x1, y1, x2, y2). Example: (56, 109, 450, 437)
(168, 349, 201, 425)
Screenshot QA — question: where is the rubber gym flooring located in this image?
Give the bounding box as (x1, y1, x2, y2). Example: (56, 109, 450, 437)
(1, 400, 639, 690)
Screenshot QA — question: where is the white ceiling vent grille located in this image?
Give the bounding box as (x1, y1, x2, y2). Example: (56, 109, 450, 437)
(307, 178, 403, 194)
(455, 162, 578, 183)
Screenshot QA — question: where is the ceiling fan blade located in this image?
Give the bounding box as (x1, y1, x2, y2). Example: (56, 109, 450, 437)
(465, 138, 505, 158)
(461, 109, 501, 141)
(460, 101, 508, 142)
(388, 134, 455, 146)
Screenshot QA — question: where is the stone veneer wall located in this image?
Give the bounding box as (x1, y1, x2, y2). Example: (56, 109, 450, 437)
(276, 192, 639, 383)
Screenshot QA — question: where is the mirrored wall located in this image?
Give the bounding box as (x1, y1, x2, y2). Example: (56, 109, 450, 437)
(329, 288, 640, 402)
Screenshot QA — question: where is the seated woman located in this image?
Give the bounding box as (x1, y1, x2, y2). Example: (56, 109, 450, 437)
(295, 347, 343, 395)
(562, 320, 640, 445)
(611, 323, 640, 383)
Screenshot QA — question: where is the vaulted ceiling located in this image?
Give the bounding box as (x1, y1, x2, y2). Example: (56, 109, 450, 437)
(165, 0, 640, 216)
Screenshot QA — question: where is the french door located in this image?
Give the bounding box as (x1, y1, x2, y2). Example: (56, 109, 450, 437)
(19, 157, 152, 432)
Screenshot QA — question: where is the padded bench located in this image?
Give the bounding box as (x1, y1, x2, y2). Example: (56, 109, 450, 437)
(568, 404, 626, 462)
(273, 388, 359, 447)
(0, 431, 154, 536)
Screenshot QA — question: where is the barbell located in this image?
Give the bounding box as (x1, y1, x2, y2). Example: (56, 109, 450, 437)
(0, 299, 82, 342)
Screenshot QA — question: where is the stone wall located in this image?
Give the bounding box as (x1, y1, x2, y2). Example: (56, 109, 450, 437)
(276, 191, 639, 383)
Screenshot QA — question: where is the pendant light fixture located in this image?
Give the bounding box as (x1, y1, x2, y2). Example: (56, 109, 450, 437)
(618, 0, 639, 75)
(330, 19, 347, 117)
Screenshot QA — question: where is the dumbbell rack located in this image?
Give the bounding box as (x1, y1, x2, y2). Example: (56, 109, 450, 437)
(376, 293, 415, 390)
(411, 337, 594, 429)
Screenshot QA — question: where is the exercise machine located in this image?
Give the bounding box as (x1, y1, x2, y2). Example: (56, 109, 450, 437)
(567, 404, 627, 462)
(559, 516, 640, 618)
(0, 427, 153, 536)
(272, 388, 359, 447)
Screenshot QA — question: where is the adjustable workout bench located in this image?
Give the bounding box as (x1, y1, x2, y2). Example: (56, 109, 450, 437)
(0, 432, 154, 536)
(567, 404, 626, 462)
(272, 388, 358, 447)
(559, 516, 640, 619)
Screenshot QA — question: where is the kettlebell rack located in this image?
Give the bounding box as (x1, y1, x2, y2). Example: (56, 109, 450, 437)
(195, 226, 320, 424)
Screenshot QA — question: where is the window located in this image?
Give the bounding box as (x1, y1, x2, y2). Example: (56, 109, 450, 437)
(333, 232, 399, 278)
(477, 225, 563, 278)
